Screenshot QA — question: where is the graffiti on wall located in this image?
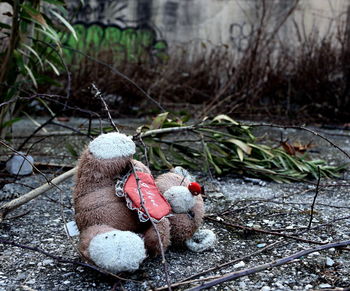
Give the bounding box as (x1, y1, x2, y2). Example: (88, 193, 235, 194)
(62, 23, 168, 63)
(229, 22, 254, 52)
(62, 0, 168, 63)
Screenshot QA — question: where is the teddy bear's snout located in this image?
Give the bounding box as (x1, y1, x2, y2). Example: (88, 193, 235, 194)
(163, 185, 197, 214)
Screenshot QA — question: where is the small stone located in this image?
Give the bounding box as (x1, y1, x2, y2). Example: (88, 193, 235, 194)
(239, 282, 246, 289)
(15, 273, 26, 281)
(233, 261, 245, 269)
(319, 283, 332, 288)
(208, 192, 225, 199)
(261, 286, 271, 291)
(27, 279, 35, 284)
(326, 257, 335, 267)
(274, 282, 284, 288)
(6, 152, 34, 175)
(63, 280, 70, 285)
(262, 219, 274, 226)
(304, 284, 313, 290)
(42, 259, 54, 266)
(257, 243, 266, 248)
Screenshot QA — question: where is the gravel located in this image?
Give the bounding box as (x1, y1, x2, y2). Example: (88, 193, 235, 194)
(1, 119, 350, 290)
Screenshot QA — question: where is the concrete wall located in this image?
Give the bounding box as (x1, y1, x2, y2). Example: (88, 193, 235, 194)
(1, 1, 348, 56)
(66, 0, 350, 54)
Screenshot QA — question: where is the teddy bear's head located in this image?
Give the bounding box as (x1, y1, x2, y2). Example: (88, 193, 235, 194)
(77, 132, 136, 183)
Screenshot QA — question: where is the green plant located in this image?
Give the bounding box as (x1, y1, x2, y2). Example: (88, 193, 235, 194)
(137, 113, 346, 183)
(0, 0, 76, 138)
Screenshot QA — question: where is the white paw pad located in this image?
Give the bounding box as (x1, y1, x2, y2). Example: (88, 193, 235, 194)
(185, 229, 216, 252)
(88, 230, 146, 273)
(89, 132, 135, 159)
(163, 186, 196, 213)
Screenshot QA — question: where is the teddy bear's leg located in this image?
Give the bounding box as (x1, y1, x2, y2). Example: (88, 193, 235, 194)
(79, 224, 146, 273)
(143, 218, 171, 257)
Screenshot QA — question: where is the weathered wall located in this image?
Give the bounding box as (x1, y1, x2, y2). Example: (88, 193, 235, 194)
(66, 0, 350, 55)
(1, 1, 348, 57)
(0, 3, 12, 53)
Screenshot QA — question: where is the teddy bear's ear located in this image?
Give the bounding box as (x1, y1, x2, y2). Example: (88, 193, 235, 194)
(89, 132, 135, 159)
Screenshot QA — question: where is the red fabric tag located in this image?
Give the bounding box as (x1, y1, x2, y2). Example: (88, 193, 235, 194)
(124, 172, 171, 221)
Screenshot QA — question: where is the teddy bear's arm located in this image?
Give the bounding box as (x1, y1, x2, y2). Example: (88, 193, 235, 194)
(167, 195, 205, 245)
(143, 218, 171, 257)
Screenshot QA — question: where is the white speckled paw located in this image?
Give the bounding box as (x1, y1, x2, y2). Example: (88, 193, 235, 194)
(163, 186, 196, 213)
(185, 229, 216, 252)
(88, 132, 135, 159)
(88, 230, 146, 273)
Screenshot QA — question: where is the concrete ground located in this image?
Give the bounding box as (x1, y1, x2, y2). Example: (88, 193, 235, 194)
(0, 118, 350, 290)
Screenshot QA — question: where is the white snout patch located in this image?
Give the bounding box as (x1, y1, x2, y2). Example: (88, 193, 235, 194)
(163, 186, 196, 213)
(89, 132, 135, 159)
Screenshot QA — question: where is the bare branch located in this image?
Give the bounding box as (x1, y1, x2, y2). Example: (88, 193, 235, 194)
(308, 166, 321, 229)
(187, 239, 350, 290)
(91, 83, 119, 133)
(129, 162, 172, 291)
(0, 238, 131, 282)
(250, 123, 350, 160)
(0, 167, 76, 223)
(154, 240, 283, 291)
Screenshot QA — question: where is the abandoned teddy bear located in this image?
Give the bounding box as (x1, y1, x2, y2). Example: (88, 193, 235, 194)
(73, 132, 216, 273)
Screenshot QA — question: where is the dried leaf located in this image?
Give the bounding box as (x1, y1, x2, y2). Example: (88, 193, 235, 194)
(227, 138, 252, 155)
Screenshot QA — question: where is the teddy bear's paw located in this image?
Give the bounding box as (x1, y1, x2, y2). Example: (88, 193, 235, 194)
(185, 229, 216, 252)
(88, 230, 146, 273)
(163, 186, 196, 213)
(88, 132, 135, 159)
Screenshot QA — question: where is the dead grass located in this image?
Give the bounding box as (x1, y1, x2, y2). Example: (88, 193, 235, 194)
(42, 1, 350, 124)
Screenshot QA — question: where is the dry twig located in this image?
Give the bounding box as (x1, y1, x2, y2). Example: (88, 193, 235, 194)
(250, 123, 350, 160)
(91, 83, 119, 133)
(206, 216, 349, 248)
(0, 167, 76, 222)
(129, 162, 172, 291)
(308, 166, 321, 229)
(187, 239, 350, 290)
(154, 240, 283, 291)
(0, 238, 131, 281)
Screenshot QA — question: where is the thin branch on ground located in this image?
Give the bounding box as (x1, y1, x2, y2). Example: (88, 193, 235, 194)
(16, 114, 58, 152)
(0, 167, 76, 223)
(0, 238, 131, 282)
(206, 216, 350, 249)
(130, 162, 172, 291)
(308, 166, 321, 229)
(187, 239, 350, 290)
(91, 83, 119, 133)
(136, 125, 196, 139)
(50, 121, 93, 139)
(154, 240, 283, 291)
(250, 123, 350, 160)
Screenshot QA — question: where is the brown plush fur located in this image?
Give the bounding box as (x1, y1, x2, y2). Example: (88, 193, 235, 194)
(74, 145, 204, 266)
